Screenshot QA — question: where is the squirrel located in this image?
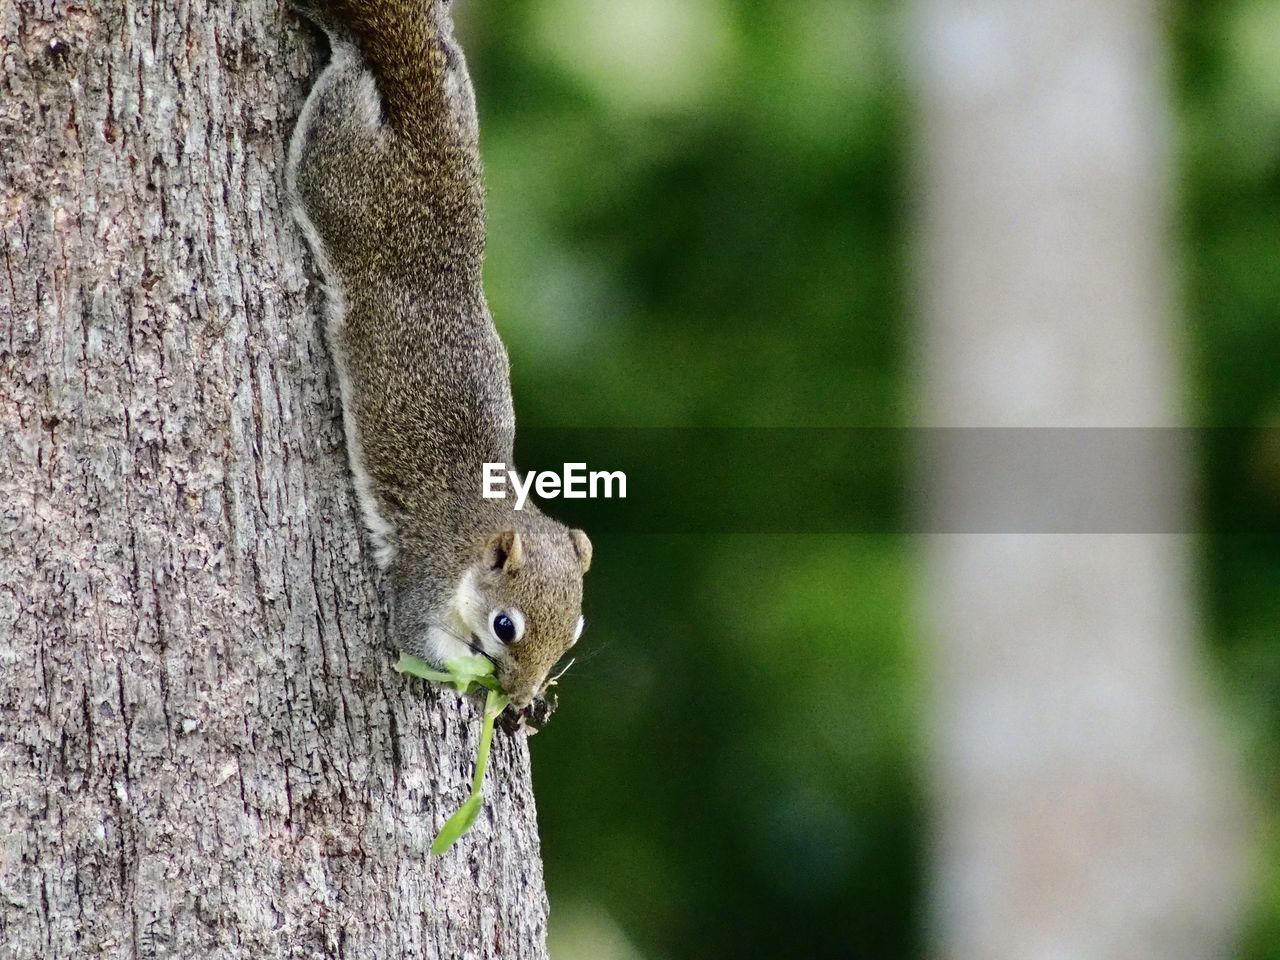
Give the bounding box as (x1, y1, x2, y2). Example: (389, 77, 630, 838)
(286, 0, 591, 712)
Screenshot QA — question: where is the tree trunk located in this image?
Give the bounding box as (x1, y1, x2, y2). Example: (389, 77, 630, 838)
(908, 1, 1251, 958)
(0, 3, 549, 957)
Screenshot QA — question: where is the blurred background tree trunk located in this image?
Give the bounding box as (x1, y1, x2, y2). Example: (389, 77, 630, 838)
(908, 0, 1252, 957)
(0, 3, 548, 957)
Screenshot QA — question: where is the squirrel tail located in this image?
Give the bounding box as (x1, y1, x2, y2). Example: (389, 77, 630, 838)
(299, 0, 474, 147)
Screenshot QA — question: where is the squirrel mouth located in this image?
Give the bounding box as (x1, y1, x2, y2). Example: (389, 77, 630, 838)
(467, 633, 492, 661)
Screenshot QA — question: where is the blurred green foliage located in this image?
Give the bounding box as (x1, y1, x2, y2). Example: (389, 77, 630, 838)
(460, 0, 1280, 956)
(1175, 2, 1280, 956)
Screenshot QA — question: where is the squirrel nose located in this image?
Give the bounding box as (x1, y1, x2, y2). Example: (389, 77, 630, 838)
(501, 663, 551, 710)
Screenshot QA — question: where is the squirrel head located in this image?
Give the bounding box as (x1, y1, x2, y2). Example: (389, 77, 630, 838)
(454, 520, 592, 709)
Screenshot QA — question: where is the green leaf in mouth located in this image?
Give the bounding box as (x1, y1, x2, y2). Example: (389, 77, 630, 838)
(394, 653, 512, 853)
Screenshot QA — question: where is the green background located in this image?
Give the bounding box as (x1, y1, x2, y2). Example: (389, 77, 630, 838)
(461, 0, 1280, 956)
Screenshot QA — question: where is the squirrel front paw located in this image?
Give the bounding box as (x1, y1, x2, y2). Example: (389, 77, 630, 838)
(500, 692, 559, 735)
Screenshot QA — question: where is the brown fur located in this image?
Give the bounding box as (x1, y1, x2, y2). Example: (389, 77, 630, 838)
(287, 0, 591, 708)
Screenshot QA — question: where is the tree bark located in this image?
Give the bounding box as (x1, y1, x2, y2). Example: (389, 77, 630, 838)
(0, 2, 549, 957)
(908, 1, 1250, 958)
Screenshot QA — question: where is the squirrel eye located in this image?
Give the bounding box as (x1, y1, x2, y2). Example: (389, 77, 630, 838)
(492, 611, 521, 644)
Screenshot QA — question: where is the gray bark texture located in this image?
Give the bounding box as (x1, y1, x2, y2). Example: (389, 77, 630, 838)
(908, 1, 1251, 958)
(0, 2, 550, 958)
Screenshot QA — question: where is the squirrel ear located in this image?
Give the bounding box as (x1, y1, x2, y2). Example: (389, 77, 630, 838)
(569, 529, 592, 573)
(485, 529, 524, 574)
